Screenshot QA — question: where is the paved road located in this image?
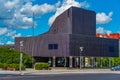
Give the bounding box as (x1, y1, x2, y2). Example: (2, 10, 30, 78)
(1, 73, 120, 80)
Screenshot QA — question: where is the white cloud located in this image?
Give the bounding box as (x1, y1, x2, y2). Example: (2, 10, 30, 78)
(0, 0, 60, 44)
(0, 28, 8, 35)
(96, 12, 113, 24)
(0, 28, 21, 43)
(5, 12, 34, 29)
(48, 0, 90, 26)
(20, 1, 60, 17)
(6, 41, 14, 45)
(4, 0, 19, 9)
(0, 0, 27, 29)
(0, 1, 13, 19)
(0, 0, 60, 29)
(6, 30, 22, 39)
(96, 27, 112, 34)
(12, 33, 21, 39)
(6, 30, 16, 36)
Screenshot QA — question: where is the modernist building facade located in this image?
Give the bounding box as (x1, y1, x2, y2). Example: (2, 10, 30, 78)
(15, 7, 119, 67)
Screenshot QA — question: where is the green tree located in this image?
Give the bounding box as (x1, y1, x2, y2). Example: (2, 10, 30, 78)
(113, 57, 120, 66)
(0, 47, 34, 68)
(95, 58, 100, 67)
(102, 58, 108, 68)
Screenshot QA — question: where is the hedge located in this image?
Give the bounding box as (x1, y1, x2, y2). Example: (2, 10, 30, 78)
(34, 62, 50, 70)
(0, 63, 26, 70)
(8, 64, 26, 70)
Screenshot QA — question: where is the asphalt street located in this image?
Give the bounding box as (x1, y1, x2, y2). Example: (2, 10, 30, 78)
(0, 69, 120, 80)
(1, 73, 120, 80)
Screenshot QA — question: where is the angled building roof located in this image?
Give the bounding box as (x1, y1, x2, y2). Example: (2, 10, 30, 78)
(45, 7, 96, 36)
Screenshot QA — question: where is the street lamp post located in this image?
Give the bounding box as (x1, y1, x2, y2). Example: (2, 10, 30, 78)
(19, 41, 24, 75)
(31, 12, 35, 68)
(79, 47, 84, 69)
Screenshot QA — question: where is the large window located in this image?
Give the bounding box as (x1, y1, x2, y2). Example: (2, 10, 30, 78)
(48, 44, 58, 50)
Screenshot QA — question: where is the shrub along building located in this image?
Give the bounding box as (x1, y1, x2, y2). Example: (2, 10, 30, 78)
(15, 7, 119, 68)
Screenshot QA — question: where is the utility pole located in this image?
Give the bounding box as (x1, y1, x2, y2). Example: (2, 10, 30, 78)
(31, 12, 35, 68)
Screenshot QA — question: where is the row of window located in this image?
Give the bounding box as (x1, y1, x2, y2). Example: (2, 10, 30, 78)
(47, 44, 115, 52)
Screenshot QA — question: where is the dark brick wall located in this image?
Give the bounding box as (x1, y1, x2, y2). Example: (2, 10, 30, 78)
(69, 34, 119, 57)
(15, 34, 70, 57)
(72, 7, 96, 36)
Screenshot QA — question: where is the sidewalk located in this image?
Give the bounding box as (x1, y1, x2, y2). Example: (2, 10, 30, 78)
(0, 68, 120, 75)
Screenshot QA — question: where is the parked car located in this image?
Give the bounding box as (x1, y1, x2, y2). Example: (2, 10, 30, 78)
(111, 65, 120, 71)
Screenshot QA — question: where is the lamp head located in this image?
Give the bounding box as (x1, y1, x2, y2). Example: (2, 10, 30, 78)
(80, 47, 84, 52)
(20, 41, 24, 46)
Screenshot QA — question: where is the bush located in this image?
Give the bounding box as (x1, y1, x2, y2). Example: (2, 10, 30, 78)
(8, 64, 26, 70)
(0, 63, 8, 70)
(0, 63, 26, 70)
(34, 62, 50, 70)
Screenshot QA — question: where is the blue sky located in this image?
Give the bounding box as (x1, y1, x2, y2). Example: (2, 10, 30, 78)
(0, 0, 120, 45)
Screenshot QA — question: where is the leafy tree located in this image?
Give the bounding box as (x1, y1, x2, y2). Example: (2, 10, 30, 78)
(0, 47, 34, 68)
(113, 57, 120, 66)
(95, 57, 120, 68)
(95, 58, 100, 67)
(102, 58, 109, 68)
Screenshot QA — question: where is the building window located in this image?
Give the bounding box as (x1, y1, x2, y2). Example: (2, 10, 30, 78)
(54, 44, 58, 49)
(109, 46, 114, 52)
(48, 44, 58, 50)
(48, 44, 53, 49)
